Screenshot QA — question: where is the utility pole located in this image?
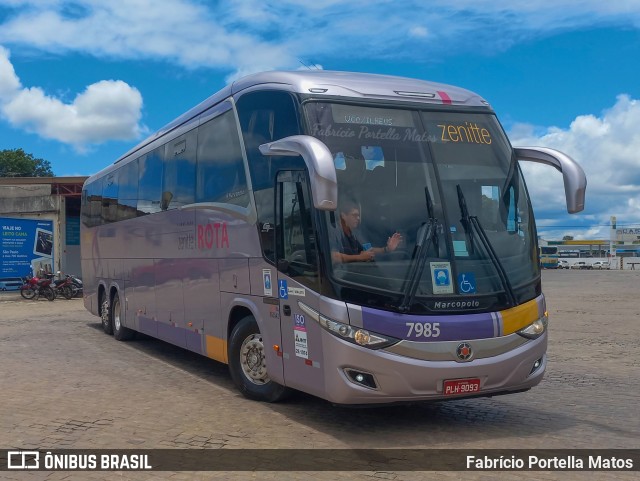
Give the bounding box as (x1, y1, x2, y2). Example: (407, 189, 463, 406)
(610, 216, 617, 268)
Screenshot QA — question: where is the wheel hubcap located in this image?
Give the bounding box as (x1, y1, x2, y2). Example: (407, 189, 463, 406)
(113, 299, 121, 330)
(240, 334, 269, 385)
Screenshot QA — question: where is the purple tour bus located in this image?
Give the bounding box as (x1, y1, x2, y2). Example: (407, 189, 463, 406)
(81, 71, 586, 404)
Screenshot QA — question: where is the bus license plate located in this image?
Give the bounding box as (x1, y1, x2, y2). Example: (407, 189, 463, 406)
(443, 378, 481, 396)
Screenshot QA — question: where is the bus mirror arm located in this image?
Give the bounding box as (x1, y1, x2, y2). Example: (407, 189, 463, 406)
(259, 135, 338, 211)
(514, 147, 587, 214)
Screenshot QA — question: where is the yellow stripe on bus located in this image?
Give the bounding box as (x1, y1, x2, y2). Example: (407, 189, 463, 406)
(205, 335, 228, 364)
(500, 298, 540, 335)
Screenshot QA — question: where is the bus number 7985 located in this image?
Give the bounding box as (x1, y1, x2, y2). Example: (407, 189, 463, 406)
(406, 322, 441, 339)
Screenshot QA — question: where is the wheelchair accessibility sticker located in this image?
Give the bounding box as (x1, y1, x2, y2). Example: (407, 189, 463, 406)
(279, 279, 288, 299)
(457, 272, 476, 294)
(430, 262, 453, 294)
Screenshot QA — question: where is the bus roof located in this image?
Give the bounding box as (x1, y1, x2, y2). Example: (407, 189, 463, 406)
(114, 70, 490, 166)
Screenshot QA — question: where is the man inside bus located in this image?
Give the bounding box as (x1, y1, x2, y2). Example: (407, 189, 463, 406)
(331, 199, 402, 264)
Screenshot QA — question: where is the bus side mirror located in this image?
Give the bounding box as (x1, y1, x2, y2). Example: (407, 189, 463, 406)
(161, 191, 173, 211)
(515, 147, 587, 214)
(259, 135, 338, 211)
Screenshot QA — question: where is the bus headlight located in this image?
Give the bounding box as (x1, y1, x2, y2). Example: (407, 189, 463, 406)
(298, 301, 399, 349)
(517, 313, 548, 339)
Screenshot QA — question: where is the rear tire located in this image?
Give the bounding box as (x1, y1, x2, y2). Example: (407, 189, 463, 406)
(100, 294, 113, 335)
(60, 285, 73, 300)
(228, 316, 289, 402)
(112, 292, 134, 341)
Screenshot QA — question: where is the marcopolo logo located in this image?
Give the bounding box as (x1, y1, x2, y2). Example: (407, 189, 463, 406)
(433, 300, 480, 309)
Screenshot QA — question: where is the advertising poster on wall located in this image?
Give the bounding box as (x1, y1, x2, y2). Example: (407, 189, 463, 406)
(1, 217, 54, 279)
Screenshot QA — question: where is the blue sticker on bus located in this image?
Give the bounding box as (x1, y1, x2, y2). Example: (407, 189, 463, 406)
(458, 272, 476, 294)
(279, 279, 288, 299)
(294, 314, 306, 329)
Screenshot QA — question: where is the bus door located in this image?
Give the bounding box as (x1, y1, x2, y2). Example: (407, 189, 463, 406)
(275, 171, 324, 393)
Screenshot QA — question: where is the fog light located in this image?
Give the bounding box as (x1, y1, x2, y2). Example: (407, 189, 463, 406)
(344, 369, 378, 389)
(529, 357, 544, 375)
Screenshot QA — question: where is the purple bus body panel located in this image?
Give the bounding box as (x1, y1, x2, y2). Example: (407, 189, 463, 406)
(138, 315, 157, 337)
(361, 308, 496, 342)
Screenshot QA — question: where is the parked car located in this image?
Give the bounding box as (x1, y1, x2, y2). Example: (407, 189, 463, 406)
(0, 277, 23, 291)
(571, 261, 591, 270)
(558, 260, 570, 269)
(591, 261, 610, 270)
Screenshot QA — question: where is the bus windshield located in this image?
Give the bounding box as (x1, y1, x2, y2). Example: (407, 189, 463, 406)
(304, 102, 538, 312)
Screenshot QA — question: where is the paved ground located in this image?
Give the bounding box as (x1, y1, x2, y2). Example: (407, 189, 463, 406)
(0, 270, 638, 480)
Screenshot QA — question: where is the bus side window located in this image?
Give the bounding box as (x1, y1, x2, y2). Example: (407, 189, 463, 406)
(236, 90, 303, 264)
(102, 172, 118, 224)
(163, 129, 197, 210)
(82, 178, 103, 227)
(138, 149, 163, 215)
(196, 110, 249, 207)
(117, 159, 139, 221)
(276, 173, 319, 290)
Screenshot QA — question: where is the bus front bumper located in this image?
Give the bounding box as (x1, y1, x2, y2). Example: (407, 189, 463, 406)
(317, 331, 547, 405)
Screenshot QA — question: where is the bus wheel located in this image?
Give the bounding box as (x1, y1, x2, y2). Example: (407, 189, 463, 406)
(228, 316, 289, 403)
(112, 292, 134, 341)
(100, 295, 113, 335)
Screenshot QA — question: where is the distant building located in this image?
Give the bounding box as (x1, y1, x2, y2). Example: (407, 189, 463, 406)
(540, 238, 639, 258)
(0, 177, 87, 278)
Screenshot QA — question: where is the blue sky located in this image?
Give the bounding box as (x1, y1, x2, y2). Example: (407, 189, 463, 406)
(1, 0, 640, 240)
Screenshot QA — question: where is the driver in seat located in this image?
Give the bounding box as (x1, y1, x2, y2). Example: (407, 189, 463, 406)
(332, 199, 402, 264)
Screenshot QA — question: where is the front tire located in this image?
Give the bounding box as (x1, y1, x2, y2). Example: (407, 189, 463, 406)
(228, 316, 289, 402)
(20, 287, 36, 299)
(112, 292, 134, 341)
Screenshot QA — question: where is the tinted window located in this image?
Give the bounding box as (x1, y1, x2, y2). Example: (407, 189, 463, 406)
(163, 129, 197, 209)
(138, 149, 163, 215)
(276, 172, 319, 291)
(236, 90, 302, 262)
(196, 110, 248, 207)
(236, 91, 303, 190)
(81, 178, 103, 227)
(102, 172, 118, 224)
(117, 159, 139, 221)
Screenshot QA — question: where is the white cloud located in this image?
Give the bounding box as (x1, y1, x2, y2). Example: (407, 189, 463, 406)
(0, 45, 20, 97)
(0, 46, 145, 149)
(511, 95, 640, 239)
(1, 1, 640, 77)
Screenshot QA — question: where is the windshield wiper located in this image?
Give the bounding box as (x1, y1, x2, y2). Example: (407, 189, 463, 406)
(456, 184, 517, 307)
(398, 188, 438, 313)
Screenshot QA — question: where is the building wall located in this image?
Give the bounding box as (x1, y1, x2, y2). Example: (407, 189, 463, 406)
(0, 182, 80, 276)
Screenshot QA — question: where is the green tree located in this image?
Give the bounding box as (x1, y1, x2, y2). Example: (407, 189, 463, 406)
(0, 148, 54, 177)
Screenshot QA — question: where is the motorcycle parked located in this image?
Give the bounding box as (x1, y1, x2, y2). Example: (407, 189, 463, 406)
(20, 274, 56, 301)
(50, 272, 76, 300)
(66, 274, 83, 298)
